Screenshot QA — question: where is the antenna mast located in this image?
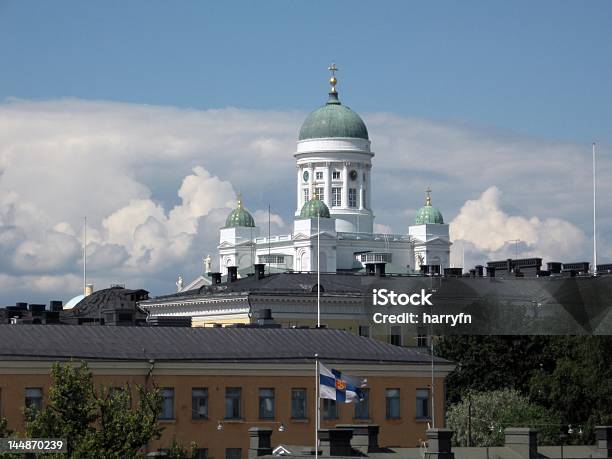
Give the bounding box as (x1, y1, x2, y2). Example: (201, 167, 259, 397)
(593, 142, 598, 276)
(83, 216, 87, 294)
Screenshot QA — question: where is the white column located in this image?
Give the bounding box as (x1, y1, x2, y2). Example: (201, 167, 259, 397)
(296, 166, 302, 212)
(366, 167, 371, 211)
(358, 164, 364, 211)
(342, 162, 349, 209)
(324, 163, 331, 208)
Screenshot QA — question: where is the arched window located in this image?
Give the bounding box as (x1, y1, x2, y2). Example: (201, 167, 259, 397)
(311, 284, 325, 293)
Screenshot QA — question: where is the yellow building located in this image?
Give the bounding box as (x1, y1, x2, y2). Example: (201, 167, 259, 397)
(0, 323, 454, 459)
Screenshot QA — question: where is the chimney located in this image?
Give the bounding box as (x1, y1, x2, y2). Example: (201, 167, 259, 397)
(15, 302, 27, 310)
(84, 283, 94, 296)
(365, 263, 375, 275)
(469, 269, 476, 278)
(374, 262, 386, 277)
(596, 426, 612, 456)
(227, 266, 238, 283)
(255, 309, 280, 328)
(475, 265, 484, 277)
(547, 262, 562, 274)
(336, 424, 380, 454)
(318, 428, 353, 456)
(49, 300, 63, 311)
(486, 266, 496, 277)
(248, 427, 273, 458)
(504, 428, 537, 459)
(254, 263, 265, 280)
(210, 272, 222, 284)
(425, 428, 454, 459)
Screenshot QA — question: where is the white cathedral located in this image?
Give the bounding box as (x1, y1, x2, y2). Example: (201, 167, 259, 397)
(180, 67, 451, 291)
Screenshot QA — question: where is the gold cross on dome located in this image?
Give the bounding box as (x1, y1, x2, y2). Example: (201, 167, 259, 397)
(328, 63, 338, 77)
(425, 187, 432, 206)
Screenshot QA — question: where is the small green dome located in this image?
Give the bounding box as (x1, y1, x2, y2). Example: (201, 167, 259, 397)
(298, 92, 369, 141)
(414, 190, 444, 224)
(225, 195, 255, 228)
(300, 198, 331, 219)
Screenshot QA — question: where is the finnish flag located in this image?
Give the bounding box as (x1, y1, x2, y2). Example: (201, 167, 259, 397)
(319, 363, 366, 403)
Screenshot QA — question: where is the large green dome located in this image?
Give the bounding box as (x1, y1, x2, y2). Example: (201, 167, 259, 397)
(225, 195, 255, 228)
(414, 191, 444, 225)
(300, 198, 331, 219)
(298, 92, 369, 141)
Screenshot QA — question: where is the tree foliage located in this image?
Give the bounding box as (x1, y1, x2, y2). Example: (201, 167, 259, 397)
(165, 437, 199, 459)
(446, 389, 559, 447)
(25, 362, 165, 458)
(436, 335, 612, 444)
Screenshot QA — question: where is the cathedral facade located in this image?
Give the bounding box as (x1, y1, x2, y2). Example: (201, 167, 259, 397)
(176, 68, 451, 294)
(216, 69, 451, 282)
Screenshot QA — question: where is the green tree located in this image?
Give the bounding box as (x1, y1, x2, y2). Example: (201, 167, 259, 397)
(25, 361, 166, 458)
(165, 437, 199, 459)
(529, 336, 612, 443)
(436, 335, 612, 444)
(0, 418, 20, 459)
(446, 388, 560, 447)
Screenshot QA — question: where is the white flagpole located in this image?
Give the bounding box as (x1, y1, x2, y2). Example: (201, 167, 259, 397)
(593, 142, 598, 276)
(83, 216, 87, 295)
(315, 353, 319, 458)
(317, 213, 321, 328)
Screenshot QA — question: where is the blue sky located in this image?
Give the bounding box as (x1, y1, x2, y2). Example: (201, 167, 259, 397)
(1, 1, 611, 143)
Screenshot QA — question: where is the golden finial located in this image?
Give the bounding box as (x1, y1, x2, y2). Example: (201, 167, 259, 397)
(328, 63, 338, 93)
(237, 192, 243, 208)
(425, 187, 432, 206)
(310, 181, 317, 200)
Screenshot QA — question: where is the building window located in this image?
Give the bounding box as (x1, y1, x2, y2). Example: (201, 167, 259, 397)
(315, 171, 323, 180)
(358, 325, 370, 338)
(303, 188, 309, 203)
(332, 187, 342, 207)
(226, 448, 242, 459)
(194, 449, 208, 459)
(192, 388, 208, 419)
(385, 388, 400, 419)
(390, 326, 402, 346)
(259, 388, 275, 420)
(315, 187, 324, 202)
(362, 189, 366, 208)
(323, 399, 338, 419)
(258, 255, 285, 264)
(354, 388, 369, 419)
(332, 170, 341, 180)
(25, 388, 43, 411)
(416, 389, 430, 419)
(159, 388, 174, 420)
(416, 334, 429, 348)
(225, 387, 242, 419)
(291, 388, 307, 419)
(348, 188, 357, 207)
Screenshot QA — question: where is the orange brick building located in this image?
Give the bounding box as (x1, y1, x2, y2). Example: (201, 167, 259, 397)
(0, 324, 454, 459)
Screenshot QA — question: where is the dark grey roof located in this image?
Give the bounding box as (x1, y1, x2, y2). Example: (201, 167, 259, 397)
(63, 286, 149, 318)
(0, 324, 452, 365)
(143, 272, 369, 303)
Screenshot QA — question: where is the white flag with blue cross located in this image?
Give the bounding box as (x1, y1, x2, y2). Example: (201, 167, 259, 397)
(319, 363, 366, 403)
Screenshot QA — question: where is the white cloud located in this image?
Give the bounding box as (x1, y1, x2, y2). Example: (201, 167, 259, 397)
(449, 187, 588, 265)
(0, 98, 609, 303)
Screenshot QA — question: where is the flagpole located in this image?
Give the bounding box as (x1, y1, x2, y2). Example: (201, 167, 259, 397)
(315, 353, 319, 459)
(317, 213, 321, 328)
(593, 142, 598, 276)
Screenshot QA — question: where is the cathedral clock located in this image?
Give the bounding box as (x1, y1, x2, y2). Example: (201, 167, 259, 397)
(349, 169, 358, 181)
